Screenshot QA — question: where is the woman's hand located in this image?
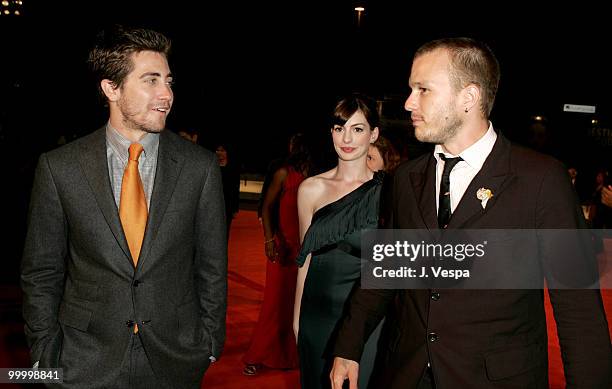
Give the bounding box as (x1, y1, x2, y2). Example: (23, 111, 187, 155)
(264, 239, 278, 262)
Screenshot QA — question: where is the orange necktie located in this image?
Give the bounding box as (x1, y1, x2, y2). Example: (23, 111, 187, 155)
(119, 143, 148, 268)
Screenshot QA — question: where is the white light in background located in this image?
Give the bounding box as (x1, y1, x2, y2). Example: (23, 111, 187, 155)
(0, 0, 23, 16)
(354, 6, 365, 27)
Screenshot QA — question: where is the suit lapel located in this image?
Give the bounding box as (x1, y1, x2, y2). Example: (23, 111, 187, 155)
(77, 128, 132, 263)
(409, 155, 438, 230)
(137, 131, 184, 270)
(448, 134, 516, 228)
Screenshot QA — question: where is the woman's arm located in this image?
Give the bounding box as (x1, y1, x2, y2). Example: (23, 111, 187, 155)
(293, 178, 318, 340)
(261, 167, 287, 261)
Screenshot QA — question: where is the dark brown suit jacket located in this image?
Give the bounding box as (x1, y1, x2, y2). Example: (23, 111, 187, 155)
(334, 134, 612, 388)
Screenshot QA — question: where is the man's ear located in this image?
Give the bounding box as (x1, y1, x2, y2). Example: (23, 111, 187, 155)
(101, 79, 120, 102)
(462, 84, 480, 113)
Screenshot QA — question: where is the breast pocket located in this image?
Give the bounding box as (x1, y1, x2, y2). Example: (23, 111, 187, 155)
(68, 278, 99, 302)
(164, 199, 195, 215)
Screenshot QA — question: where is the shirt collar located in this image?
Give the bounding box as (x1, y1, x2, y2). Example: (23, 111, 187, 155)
(105, 122, 159, 161)
(433, 121, 497, 170)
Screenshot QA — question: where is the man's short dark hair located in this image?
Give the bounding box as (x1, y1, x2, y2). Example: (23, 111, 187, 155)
(415, 37, 500, 118)
(88, 25, 171, 99)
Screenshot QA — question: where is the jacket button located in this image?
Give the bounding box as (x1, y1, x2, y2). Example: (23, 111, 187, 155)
(133, 280, 140, 287)
(431, 292, 440, 301)
(428, 332, 438, 342)
(126, 320, 134, 327)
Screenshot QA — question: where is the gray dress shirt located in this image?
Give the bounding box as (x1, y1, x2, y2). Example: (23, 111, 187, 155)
(105, 124, 159, 210)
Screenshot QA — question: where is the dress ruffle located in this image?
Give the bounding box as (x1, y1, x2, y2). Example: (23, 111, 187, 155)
(296, 171, 383, 266)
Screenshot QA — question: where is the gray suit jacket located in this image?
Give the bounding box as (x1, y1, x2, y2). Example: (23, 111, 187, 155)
(21, 128, 228, 388)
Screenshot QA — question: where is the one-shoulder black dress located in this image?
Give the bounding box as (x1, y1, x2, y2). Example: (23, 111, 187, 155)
(296, 173, 384, 389)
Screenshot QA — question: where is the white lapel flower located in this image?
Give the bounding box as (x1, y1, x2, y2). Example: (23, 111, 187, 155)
(476, 188, 494, 209)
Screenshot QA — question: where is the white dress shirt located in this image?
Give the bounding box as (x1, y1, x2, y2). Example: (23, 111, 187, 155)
(434, 122, 497, 214)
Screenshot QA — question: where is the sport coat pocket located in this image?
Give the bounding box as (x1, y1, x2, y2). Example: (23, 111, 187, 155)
(484, 342, 545, 381)
(58, 302, 93, 332)
(70, 278, 99, 302)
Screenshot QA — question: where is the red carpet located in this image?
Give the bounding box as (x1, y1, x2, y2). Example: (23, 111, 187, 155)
(202, 211, 300, 388)
(0, 210, 610, 388)
(205, 211, 612, 389)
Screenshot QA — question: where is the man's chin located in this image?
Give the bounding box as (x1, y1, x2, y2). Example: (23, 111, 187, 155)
(414, 128, 432, 143)
(415, 128, 446, 145)
(143, 126, 165, 134)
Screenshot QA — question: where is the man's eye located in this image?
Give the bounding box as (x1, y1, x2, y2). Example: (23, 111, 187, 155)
(367, 155, 373, 160)
(146, 78, 157, 85)
(166, 80, 175, 87)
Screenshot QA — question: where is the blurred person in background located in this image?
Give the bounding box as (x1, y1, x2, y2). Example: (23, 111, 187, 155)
(366, 134, 401, 173)
(367, 134, 402, 227)
(257, 133, 304, 223)
(215, 142, 240, 237)
(242, 133, 312, 375)
(178, 128, 200, 144)
(591, 168, 612, 229)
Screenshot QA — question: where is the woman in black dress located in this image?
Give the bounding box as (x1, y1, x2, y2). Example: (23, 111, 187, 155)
(294, 93, 384, 389)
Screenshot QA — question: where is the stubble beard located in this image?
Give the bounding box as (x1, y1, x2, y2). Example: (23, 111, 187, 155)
(118, 97, 167, 134)
(415, 105, 462, 145)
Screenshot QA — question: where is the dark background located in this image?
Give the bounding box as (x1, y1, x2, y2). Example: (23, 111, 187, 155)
(1, 1, 610, 279)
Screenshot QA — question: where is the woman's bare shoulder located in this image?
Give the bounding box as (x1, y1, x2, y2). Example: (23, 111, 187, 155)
(301, 168, 335, 189)
(299, 168, 342, 212)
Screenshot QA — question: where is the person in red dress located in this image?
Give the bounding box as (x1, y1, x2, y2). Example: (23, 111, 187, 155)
(242, 133, 312, 375)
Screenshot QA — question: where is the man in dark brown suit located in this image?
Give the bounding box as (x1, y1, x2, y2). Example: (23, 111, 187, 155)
(330, 37, 611, 388)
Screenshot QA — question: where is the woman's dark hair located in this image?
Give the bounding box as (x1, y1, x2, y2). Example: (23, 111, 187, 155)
(332, 93, 380, 129)
(286, 133, 312, 177)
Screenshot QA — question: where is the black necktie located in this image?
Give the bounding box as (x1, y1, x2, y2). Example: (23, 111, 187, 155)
(438, 154, 463, 229)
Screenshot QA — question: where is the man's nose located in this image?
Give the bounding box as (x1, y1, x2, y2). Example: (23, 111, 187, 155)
(404, 93, 417, 112)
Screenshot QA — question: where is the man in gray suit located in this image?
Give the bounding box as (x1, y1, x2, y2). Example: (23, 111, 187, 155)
(21, 26, 227, 388)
